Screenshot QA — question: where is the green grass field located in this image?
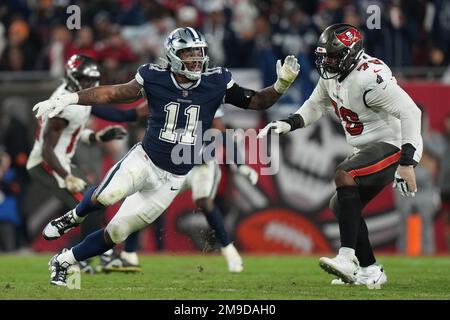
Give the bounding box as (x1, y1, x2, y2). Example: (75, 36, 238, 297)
(0, 254, 449, 300)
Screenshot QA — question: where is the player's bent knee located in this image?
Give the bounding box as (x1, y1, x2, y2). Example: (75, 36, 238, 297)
(334, 169, 356, 187)
(103, 229, 116, 247)
(196, 197, 214, 213)
(105, 220, 131, 244)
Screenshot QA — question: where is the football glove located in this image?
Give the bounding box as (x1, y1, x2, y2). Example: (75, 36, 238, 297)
(96, 125, 127, 142)
(65, 174, 87, 193)
(33, 93, 79, 119)
(274, 55, 301, 94)
(237, 165, 258, 185)
(393, 166, 417, 197)
(257, 120, 291, 139)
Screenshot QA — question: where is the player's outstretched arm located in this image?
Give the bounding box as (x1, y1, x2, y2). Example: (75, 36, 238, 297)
(90, 101, 149, 123)
(249, 55, 300, 110)
(33, 80, 143, 119)
(225, 55, 300, 111)
(77, 80, 142, 105)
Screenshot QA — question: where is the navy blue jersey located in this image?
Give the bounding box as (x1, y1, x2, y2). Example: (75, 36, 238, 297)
(135, 63, 233, 175)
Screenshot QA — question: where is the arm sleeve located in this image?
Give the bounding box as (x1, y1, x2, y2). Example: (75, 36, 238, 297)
(224, 83, 255, 109)
(293, 78, 328, 126)
(364, 78, 423, 163)
(91, 106, 138, 122)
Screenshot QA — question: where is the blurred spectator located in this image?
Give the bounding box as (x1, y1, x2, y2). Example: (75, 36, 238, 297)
(0, 22, 5, 58)
(202, 2, 227, 66)
(35, 24, 74, 76)
(382, 2, 420, 68)
(0, 97, 31, 249)
(97, 24, 137, 84)
(176, 5, 200, 28)
(0, 18, 36, 71)
(224, 0, 258, 67)
(0, 147, 20, 252)
(122, 6, 174, 64)
(68, 26, 99, 61)
(395, 106, 445, 255)
(116, 0, 146, 26)
(92, 11, 114, 42)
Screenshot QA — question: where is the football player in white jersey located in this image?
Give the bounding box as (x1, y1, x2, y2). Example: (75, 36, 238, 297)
(27, 54, 127, 272)
(87, 103, 258, 273)
(259, 24, 423, 288)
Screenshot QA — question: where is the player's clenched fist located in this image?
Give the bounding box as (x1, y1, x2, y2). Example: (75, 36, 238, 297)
(274, 55, 301, 94)
(257, 120, 292, 139)
(33, 93, 79, 119)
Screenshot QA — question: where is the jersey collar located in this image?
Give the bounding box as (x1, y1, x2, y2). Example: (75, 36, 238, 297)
(170, 72, 202, 91)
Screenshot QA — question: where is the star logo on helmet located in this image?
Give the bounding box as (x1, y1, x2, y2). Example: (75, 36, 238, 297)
(168, 35, 177, 46)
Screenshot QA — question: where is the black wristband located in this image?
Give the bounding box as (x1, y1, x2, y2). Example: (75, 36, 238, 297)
(399, 143, 417, 166)
(281, 113, 304, 131)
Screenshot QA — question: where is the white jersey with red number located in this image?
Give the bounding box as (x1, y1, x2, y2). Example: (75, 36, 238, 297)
(26, 83, 92, 187)
(296, 53, 422, 162)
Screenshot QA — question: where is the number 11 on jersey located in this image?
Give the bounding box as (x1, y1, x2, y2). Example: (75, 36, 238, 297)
(159, 102, 200, 144)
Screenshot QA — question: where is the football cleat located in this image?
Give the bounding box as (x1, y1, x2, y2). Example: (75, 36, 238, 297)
(331, 264, 387, 289)
(221, 243, 243, 273)
(97, 251, 142, 273)
(43, 209, 85, 240)
(319, 254, 359, 284)
(48, 251, 70, 286)
(78, 260, 95, 274)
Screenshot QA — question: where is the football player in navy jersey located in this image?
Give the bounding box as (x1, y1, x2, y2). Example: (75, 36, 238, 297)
(90, 102, 258, 273)
(33, 27, 300, 286)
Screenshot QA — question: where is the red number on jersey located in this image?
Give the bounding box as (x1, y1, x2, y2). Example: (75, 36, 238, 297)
(339, 107, 364, 135)
(329, 97, 364, 136)
(357, 62, 369, 71)
(358, 59, 383, 72)
(368, 59, 383, 65)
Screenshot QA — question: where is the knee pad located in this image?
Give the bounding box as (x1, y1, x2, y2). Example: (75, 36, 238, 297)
(95, 188, 125, 207)
(105, 219, 132, 244)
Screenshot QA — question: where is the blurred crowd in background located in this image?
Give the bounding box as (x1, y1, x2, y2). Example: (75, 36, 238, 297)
(1, 0, 450, 254)
(1, 0, 450, 82)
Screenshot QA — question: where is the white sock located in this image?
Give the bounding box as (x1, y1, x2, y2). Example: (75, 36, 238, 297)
(339, 247, 356, 257)
(120, 251, 139, 265)
(72, 209, 83, 222)
(57, 249, 77, 268)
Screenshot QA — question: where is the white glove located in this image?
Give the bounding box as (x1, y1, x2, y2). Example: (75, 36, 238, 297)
(257, 121, 291, 139)
(33, 93, 79, 119)
(274, 55, 301, 94)
(393, 166, 417, 197)
(237, 165, 259, 185)
(65, 174, 87, 193)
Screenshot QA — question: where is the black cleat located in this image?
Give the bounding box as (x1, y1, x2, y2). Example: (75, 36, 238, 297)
(43, 209, 84, 240)
(48, 252, 70, 286)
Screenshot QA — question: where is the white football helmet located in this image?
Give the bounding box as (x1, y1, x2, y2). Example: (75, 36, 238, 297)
(164, 27, 209, 81)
